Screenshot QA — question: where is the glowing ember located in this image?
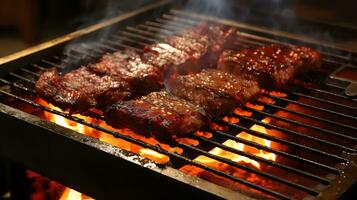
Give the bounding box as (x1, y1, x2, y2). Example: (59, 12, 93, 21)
(196, 118, 276, 169)
(245, 102, 264, 111)
(59, 188, 94, 200)
(222, 116, 239, 124)
(258, 96, 275, 104)
(234, 108, 252, 117)
(268, 91, 287, 98)
(176, 137, 200, 146)
(36, 98, 178, 164)
(194, 131, 213, 139)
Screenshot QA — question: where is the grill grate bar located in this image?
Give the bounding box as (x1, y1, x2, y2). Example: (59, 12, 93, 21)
(232, 113, 356, 152)
(1, 69, 345, 177)
(31, 64, 48, 71)
(41, 59, 66, 69)
(258, 99, 357, 131)
(177, 142, 321, 195)
(140, 19, 356, 102)
(155, 13, 356, 76)
(5, 65, 355, 160)
(216, 118, 350, 162)
(193, 135, 331, 184)
(19, 68, 40, 77)
(146, 20, 185, 31)
(210, 129, 341, 174)
(12, 61, 355, 158)
(103, 38, 143, 51)
(120, 31, 160, 43)
(0, 89, 293, 200)
(0, 78, 36, 94)
(138, 24, 173, 35)
(244, 105, 357, 141)
(95, 41, 120, 52)
(269, 95, 357, 120)
(0, 68, 344, 174)
(2, 68, 343, 177)
(110, 34, 150, 47)
(8, 72, 36, 84)
(168, 10, 356, 65)
(288, 91, 357, 111)
(126, 26, 167, 39)
(288, 82, 355, 101)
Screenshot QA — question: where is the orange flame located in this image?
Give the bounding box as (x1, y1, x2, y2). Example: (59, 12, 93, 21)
(36, 98, 178, 165)
(196, 118, 276, 169)
(59, 188, 94, 200)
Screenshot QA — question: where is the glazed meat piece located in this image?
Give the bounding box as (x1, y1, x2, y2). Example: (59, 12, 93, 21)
(35, 68, 131, 113)
(144, 24, 237, 77)
(88, 50, 162, 94)
(36, 50, 163, 113)
(105, 91, 206, 139)
(203, 24, 237, 54)
(143, 43, 190, 72)
(218, 44, 322, 87)
(167, 69, 260, 115)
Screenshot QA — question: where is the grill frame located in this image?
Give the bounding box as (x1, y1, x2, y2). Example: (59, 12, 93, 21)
(0, 0, 357, 199)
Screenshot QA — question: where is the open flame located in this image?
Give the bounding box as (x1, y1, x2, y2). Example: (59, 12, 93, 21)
(197, 114, 276, 169)
(59, 188, 94, 200)
(36, 98, 179, 165)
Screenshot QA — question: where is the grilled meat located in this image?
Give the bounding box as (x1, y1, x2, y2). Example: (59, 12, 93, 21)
(36, 24, 236, 114)
(167, 69, 261, 115)
(204, 24, 237, 54)
(36, 50, 163, 113)
(217, 44, 322, 87)
(143, 43, 190, 73)
(144, 24, 237, 76)
(88, 50, 162, 94)
(35, 68, 131, 113)
(105, 91, 206, 139)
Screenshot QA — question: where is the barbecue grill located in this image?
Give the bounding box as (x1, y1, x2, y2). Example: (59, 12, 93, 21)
(0, 0, 356, 199)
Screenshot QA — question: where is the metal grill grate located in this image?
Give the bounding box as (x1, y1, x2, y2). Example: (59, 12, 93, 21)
(0, 6, 357, 200)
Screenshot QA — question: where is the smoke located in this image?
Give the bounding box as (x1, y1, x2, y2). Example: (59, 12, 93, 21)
(59, 0, 154, 72)
(183, 0, 234, 18)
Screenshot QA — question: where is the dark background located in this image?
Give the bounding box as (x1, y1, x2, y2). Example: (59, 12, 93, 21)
(0, 0, 356, 57)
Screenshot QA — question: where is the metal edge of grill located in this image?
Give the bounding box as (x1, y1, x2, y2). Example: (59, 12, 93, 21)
(0, 0, 356, 199)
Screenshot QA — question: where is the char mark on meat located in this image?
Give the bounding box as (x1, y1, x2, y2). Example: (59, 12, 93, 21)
(35, 67, 131, 113)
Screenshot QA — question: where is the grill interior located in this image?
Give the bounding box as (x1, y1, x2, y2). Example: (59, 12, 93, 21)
(0, 1, 357, 199)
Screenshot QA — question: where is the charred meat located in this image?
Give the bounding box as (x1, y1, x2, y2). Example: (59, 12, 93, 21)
(36, 50, 163, 113)
(88, 50, 162, 94)
(144, 24, 237, 76)
(105, 91, 206, 139)
(35, 68, 131, 113)
(218, 44, 322, 87)
(167, 69, 261, 115)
